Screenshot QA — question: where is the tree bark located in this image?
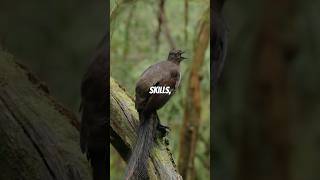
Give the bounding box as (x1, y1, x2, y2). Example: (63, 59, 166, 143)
(0, 51, 92, 180)
(178, 8, 210, 180)
(155, 0, 176, 50)
(184, 0, 189, 43)
(110, 77, 183, 180)
(238, 0, 296, 180)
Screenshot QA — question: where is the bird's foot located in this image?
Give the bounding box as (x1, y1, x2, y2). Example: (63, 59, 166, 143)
(157, 123, 170, 137)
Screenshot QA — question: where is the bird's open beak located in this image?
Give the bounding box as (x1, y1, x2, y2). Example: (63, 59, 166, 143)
(180, 51, 187, 60)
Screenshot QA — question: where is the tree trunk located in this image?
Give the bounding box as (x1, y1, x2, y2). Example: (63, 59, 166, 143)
(0, 51, 92, 180)
(110, 77, 183, 180)
(178, 8, 210, 180)
(238, 0, 296, 180)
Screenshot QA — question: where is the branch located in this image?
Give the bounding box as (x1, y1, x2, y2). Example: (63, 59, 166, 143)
(154, 0, 176, 50)
(184, 0, 189, 42)
(110, 0, 138, 37)
(122, 4, 136, 60)
(0, 51, 92, 180)
(110, 77, 182, 180)
(178, 8, 210, 180)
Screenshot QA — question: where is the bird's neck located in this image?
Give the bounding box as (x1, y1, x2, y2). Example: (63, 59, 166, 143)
(167, 59, 180, 65)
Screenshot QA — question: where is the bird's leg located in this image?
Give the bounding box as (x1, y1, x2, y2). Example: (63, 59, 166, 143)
(154, 112, 170, 137)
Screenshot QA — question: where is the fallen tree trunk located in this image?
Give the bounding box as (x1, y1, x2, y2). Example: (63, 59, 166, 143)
(110, 77, 183, 180)
(0, 49, 181, 180)
(0, 51, 92, 180)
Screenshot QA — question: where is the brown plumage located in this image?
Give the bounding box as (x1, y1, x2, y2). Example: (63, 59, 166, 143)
(80, 34, 107, 180)
(135, 59, 181, 113)
(125, 49, 186, 180)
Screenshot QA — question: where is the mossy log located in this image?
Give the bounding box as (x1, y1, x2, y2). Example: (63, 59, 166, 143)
(0, 51, 92, 180)
(110, 77, 183, 180)
(0, 49, 182, 180)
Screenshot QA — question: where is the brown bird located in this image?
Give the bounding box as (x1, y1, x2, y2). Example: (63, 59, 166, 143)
(136, 49, 186, 116)
(125, 49, 187, 180)
(80, 34, 108, 180)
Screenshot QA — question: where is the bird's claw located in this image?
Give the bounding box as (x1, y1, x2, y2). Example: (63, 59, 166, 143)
(157, 123, 170, 137)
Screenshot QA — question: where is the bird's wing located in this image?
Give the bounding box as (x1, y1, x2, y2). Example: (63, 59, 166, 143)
(136, 63, 181, 112)
(138, 63, 166, 86)
(142, 70, 179, 112)
(80, 35, 108, 161)
(135, 62, 172, 110)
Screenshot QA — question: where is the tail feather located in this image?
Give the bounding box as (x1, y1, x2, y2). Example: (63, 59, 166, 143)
(125, 112, 157, 180)
(90, 150, 107, 180)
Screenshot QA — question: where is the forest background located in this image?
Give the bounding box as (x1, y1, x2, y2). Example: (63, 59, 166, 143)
(1, 0, 320, 180)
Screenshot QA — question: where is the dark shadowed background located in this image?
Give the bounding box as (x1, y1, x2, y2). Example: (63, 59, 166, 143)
(214, 0, 320, 180)
(0, 0, 106, 113)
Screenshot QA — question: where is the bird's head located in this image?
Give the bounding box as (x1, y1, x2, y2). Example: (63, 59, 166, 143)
(167, 49, 187, 63)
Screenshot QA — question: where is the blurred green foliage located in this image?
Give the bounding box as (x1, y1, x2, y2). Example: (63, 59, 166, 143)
(110, 0, 210, 179)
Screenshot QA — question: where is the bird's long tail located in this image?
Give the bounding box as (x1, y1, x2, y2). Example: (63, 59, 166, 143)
(125, 111, 157, 180)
